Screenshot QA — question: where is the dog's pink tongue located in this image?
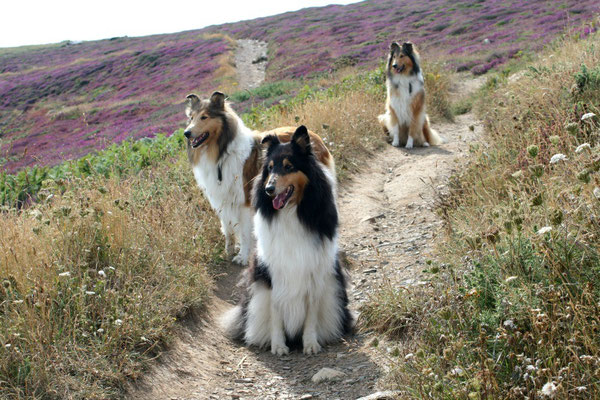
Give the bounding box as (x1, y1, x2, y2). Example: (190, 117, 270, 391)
(272, 193, 286, 210)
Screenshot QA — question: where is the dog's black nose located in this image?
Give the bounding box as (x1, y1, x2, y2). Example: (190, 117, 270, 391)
(184, 130, 191, 139)
(265, 185, 276, 195)
(392, 64, 398, 69)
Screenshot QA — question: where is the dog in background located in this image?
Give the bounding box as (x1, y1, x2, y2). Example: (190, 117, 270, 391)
(378, 41, 443, 148)
(220, 126, 353, 355)
(184, 92, 334, 265)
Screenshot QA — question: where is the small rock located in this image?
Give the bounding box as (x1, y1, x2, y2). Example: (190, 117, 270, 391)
(234, 378, 253, 384)
(300, 395, 314, 400)
(356, 391, 402, 400)
(363, 268, 377, 274)
(311, 367, 346, 383)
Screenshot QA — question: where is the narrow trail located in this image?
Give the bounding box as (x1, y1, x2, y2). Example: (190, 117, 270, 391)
(234, 39, 268, 91)
(129, 70, 485, 399)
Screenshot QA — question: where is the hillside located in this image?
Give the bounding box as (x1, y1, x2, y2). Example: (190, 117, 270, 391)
(1, 0, 599, 173)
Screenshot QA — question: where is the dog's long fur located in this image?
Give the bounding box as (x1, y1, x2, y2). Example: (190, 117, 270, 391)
(220, 126, 352, 355)
(377, 42, 443, 148)
(184, 92, 335, 265)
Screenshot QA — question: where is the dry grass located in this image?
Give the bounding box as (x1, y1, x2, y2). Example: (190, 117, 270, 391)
(0, 157, 221, 399)
(361, 33, 600, 399)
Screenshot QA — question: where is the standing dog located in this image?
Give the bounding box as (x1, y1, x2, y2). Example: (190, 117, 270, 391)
(221, 126, 353, 355)
(378, 42, 443, 148)
(184, 92, 334, 265)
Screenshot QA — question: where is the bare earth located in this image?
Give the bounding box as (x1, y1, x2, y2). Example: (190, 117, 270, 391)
(128, 46, 485, 399)
(234, 39, 268, 91)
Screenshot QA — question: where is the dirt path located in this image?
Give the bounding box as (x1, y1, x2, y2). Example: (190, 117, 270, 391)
(234, 39, 268, 91)
(128, 75, 485, 400)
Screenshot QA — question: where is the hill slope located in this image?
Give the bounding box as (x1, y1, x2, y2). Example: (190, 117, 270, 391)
(0, 0, 598, 173)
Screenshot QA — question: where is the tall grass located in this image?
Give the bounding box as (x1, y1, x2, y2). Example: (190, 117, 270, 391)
(361, 34, 600, 399)
(0, 154, 221, 399)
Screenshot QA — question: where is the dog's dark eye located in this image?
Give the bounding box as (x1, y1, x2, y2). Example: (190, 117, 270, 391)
(268, 164, 273, 171)
(200, 115, 207, 120)
(285, 164, 293, 172)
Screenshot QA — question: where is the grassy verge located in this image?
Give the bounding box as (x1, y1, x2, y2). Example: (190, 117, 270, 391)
(0, 150, 221, 398)
(360, 34, 600, 399)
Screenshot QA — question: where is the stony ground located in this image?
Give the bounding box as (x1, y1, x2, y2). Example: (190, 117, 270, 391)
(234, 39, 268, 91)
(128, 44, 485, 400)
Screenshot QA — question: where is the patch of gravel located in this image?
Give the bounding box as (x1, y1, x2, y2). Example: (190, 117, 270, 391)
(234, 39, 268, 91)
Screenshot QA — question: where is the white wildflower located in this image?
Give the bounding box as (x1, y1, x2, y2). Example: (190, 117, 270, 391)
(141, 336, 148, 342)
(576, 386, 587, 392)
(594, 187, 600, 199)
(114, 319, 123, 326)
(537, 226, 552, 235)
(526, 365, 536, 372)
(575, 143, 591, 153)
(581, 112, 596, 121)
(85, 291, 95, 295)
(550, 153, 568, 164)
(5, 344, 11, 348)
(13, 300, 23, 304)
(58, 271, 71, 277)
(97, 328, 104, 333)
(405, 353, 414, 360)
(108, 266, 116, 271)
(503, 319, 517, 330)
(505, 276, 518, 283)
(541, 381, 557, 398)
(450, 367, 464, 376)
(98, 270, 106, 278)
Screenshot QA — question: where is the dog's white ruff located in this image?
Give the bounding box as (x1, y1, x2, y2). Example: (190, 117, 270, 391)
(190, 115, 254, 265)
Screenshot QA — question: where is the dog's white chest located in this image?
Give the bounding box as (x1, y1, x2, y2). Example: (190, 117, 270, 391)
(388, 73, 423, 125)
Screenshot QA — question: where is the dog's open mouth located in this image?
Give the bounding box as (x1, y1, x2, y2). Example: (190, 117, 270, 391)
(272, 185, 294, 210)
(191, 132, 209, 148)
(394, 65, 405, 74)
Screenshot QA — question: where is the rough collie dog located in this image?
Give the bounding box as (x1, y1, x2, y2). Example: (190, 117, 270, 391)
(378, 41, 443, 148)
(184, 92, 334, 265)
(220, 126, 353, 355)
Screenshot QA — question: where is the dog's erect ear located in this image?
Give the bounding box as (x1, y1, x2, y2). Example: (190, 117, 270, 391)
(185, 94, 200, 118)
(402, 42, 414, 54)
(261, 134, 280, 156)
(209, 91, 225, 110)
(390, 42, 401, 53)
(291, 125, 312, 156)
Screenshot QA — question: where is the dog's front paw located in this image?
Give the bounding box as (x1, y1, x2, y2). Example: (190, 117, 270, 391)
(303, 340, 322, 355)
(405, 136, 414, 149)
(391, 138, 400, 147)
(232, 253, 248, 266)
(423, 141, 430, 147)
(271, 342, 289, 356)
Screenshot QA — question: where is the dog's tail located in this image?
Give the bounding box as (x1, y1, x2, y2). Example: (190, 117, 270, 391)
(423, 116, 445, 146)
(377, 113, 391, 135)
(220, 305, 244, 340)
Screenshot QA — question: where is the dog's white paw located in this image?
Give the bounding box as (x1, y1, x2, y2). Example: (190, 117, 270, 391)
(303, 340, 322, 355)
(271, 342, 289, 356)
(391, 139, 400, 147)
(405, 136, 414, 149)
(232, 253, 248, 266)
(423, 141, 430, 147)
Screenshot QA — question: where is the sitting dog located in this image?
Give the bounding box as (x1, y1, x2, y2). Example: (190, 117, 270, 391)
(221, 126, 353, 354)
(378, 41, 443, 148)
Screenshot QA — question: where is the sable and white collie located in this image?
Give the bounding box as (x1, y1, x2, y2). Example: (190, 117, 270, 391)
(184, 91, 334, 265)
(220, 126, 353, 355)
(378, 41, 443, 148)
